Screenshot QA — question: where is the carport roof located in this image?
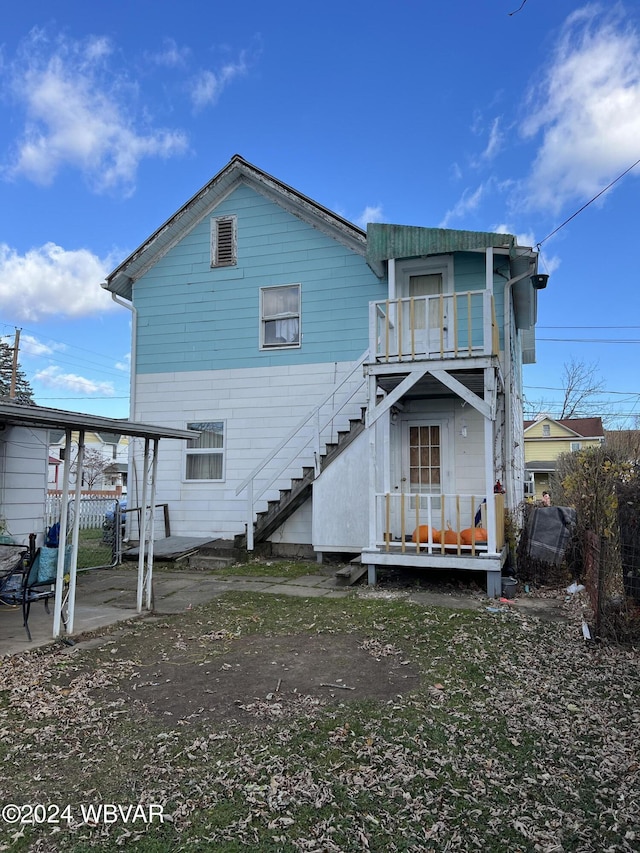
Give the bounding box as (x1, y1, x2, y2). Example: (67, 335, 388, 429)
(0, 401, 197, 441)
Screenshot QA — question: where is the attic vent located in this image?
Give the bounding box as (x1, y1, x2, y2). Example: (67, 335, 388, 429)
(211, 215, 237, 267)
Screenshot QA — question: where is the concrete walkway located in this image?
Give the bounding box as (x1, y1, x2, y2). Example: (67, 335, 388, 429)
(0, 567, 352, 656)
(0, 566, 567, 657)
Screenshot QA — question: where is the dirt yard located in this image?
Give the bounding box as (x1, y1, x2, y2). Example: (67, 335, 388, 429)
(102, 630, 420, 724)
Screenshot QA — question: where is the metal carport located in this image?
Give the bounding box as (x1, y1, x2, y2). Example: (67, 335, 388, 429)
(0, 401, 196, 639)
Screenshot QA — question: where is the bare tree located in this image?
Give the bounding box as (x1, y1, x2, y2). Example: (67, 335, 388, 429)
(526, 357, 608, 421)
(605, 429, 640, 463)
(558, 357, 606, 419)
(69, 448, 113, 492)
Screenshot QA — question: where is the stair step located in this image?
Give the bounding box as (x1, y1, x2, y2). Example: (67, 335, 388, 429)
(335, 558, 368, 586)
(248, 406, 366, 546)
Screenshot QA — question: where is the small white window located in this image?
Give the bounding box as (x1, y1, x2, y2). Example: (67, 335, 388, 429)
(210, 216, 237, 267)
(261, 284, 301, 348)
(542, 424, 551, 436)
(570, 441, 581, 452)
(185, 422, 225, 481)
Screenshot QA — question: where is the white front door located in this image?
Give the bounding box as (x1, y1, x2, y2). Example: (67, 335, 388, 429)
(394, 419, 451, 538)
(396, 258, 454, 355)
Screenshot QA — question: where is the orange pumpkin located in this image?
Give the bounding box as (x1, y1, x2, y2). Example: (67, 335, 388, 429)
(442, 527, 460, 545)
(412, 525, 440, 544)
(460, 527, 488, 545)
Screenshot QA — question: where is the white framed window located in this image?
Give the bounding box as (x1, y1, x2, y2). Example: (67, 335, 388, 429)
(185, 421, 225, 481)
(542, 424, 551, 436)
(210, 216, 237, 267)
(570, 441, 581, 452)
(260, 284, 301, 348)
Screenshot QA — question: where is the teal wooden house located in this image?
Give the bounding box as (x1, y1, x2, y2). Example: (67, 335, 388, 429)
(104, 155, 542, 595)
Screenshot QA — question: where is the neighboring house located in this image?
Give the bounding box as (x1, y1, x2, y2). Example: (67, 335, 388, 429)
(523, 415, 605, 499)
(103, 155, 543, 596)
(49, 430, 129, 494)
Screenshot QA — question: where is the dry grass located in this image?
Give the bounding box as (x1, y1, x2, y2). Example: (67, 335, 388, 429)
(0, 588, 638, 852)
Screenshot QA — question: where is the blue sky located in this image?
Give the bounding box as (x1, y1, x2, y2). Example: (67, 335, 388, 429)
(1, 0, 639, 424)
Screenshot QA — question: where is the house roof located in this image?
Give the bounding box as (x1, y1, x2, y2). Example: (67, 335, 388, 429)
(0, 401, 197, 442)
(366, 224, 518, 263)
(525, 461, 557, 472)
(524, 417, 605, 439)
(103, 154, 369, 301)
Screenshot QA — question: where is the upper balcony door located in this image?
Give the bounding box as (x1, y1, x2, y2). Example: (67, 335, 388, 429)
(396, 257, 454, 356)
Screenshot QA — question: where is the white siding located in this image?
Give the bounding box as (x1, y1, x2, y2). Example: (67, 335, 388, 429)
(132, 361, 367, 539)
(0, 426, 48, 546)
(312, 430, 369, 551)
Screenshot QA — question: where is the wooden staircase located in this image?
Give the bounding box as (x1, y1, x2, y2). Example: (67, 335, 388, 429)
(234, 409, 366, 550)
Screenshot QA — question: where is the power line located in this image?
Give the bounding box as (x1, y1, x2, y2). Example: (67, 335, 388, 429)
(538, 325, 640, 330)
(525, 385, 638, 396)
(537, 156, 640, 248)
(537, 337, 640, 344)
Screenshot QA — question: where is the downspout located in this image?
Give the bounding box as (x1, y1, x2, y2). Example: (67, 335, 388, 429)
(102, 284, 139, 532)
(502, 262, 536, 511)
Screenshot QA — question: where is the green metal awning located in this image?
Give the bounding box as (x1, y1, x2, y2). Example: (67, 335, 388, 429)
(366, 224, 516, 263)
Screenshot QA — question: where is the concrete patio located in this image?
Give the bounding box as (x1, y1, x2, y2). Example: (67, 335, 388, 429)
(0, 566, 351, 656)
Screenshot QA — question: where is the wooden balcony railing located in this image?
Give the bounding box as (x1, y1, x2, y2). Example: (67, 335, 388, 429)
(374, 492, 505, 555)
(370, 291, 499, 362)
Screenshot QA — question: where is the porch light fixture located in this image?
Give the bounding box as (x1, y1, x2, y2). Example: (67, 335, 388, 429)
(531, 273, 549, 290)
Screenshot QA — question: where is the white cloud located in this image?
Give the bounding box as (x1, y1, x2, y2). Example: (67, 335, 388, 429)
(20, 333, 67, 357)
(4, 31, 188, 194)
(115, 353, 131, 372)
(439, 183, 487, 228)
(148, 38, 190, 68)
(522, 5, 640, 213)
(33, 365, 115, 396)
(356, 205, 384, 229)
(482, 117, 503, 160)
(0, 242, 118, 321)
(190, 53, 249, 110)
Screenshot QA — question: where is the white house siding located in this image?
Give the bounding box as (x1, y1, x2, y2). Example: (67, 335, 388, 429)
(132, 361, 368, 539)
(312, 430, 369, 552)
(268, 502, 313, 547)
(0, 426, 47, 546)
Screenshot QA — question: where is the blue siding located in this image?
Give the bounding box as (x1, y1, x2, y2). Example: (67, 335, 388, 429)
(135, 185, 385, 374)
(453, 252, 506, 348)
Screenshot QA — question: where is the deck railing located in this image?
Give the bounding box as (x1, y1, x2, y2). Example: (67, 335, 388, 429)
(373, 492, 505, 555)
(370, 290, 499, 362)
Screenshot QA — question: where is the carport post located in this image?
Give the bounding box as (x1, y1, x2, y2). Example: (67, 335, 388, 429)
(136, 438, 151, 613)
(144, 438, 160, 610)
(65, 429, 85, 634)
(53, 428, 72, 637)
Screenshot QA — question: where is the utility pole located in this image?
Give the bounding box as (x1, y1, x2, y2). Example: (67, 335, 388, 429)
(10, 328, 21, 399)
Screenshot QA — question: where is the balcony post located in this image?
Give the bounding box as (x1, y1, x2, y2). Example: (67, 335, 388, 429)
(485, 247, 494, 356)
(483, 367, 497, 554)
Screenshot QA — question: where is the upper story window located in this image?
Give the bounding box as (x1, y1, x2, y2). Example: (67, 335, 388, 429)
(261, 284, 301, 348)
(542, 424, 551, 436)
(210, 215, 237, 267)
(185, 421, 225, 481)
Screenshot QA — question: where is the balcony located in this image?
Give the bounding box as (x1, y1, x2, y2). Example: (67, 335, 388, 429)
(370, 290, 499, 363)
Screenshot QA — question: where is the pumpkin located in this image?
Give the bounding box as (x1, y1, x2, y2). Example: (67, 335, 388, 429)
(412, 525, 440, 544)
(442, 527, 460, 545)
(460, 527, 488, 545)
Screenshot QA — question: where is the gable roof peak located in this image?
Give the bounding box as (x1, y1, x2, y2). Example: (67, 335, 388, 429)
(103, 155, 368, 301)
